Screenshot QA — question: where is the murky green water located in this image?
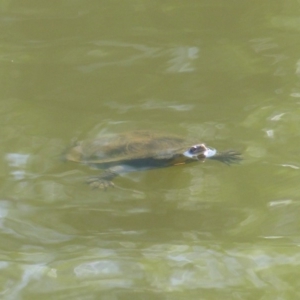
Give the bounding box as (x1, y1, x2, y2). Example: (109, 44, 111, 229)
(1, 1, 300, 299)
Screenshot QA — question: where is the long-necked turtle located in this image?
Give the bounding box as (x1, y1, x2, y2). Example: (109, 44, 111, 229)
(65, 131, 241, 189)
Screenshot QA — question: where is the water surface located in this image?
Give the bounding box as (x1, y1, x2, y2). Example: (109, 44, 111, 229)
(1, 1, 300, 299)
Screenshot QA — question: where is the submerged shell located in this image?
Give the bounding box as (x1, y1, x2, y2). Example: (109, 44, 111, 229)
(65, 131, 188, 165)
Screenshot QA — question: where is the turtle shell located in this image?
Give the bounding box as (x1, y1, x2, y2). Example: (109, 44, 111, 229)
(65, 131, 190, 167)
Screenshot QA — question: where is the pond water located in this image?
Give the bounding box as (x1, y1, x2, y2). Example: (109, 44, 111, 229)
(1, 1, 300, 299)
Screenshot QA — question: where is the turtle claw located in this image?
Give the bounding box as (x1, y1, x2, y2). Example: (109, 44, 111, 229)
(209, 150, 242, 165)
(86, 177, 115, 190)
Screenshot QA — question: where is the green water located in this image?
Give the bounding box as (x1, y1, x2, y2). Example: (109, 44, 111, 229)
(1, 1, 300, 299)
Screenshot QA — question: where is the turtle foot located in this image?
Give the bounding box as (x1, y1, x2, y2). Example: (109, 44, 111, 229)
(86, 177, 115, 190)
(212, 150, 242, 165)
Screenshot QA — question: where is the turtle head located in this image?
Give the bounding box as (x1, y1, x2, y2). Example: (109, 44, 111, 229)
(183, 144, 217, 160)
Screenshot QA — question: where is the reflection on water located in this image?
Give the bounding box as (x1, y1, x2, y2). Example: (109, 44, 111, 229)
(1, 188, 300, 298)
(77, 40, 161, 73)
(6, 153, 30, 180)
(167, 46, 199, 73)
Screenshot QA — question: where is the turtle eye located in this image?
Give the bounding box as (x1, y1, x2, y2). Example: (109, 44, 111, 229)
(189, 144, 207, 155)
(189, 146, 199, 154)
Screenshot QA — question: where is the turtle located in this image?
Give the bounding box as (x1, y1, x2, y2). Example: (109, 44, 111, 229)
(65, 130, 242, 189)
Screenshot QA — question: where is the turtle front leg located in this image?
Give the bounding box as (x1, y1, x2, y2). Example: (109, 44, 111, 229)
(86, 166, 124, 190)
